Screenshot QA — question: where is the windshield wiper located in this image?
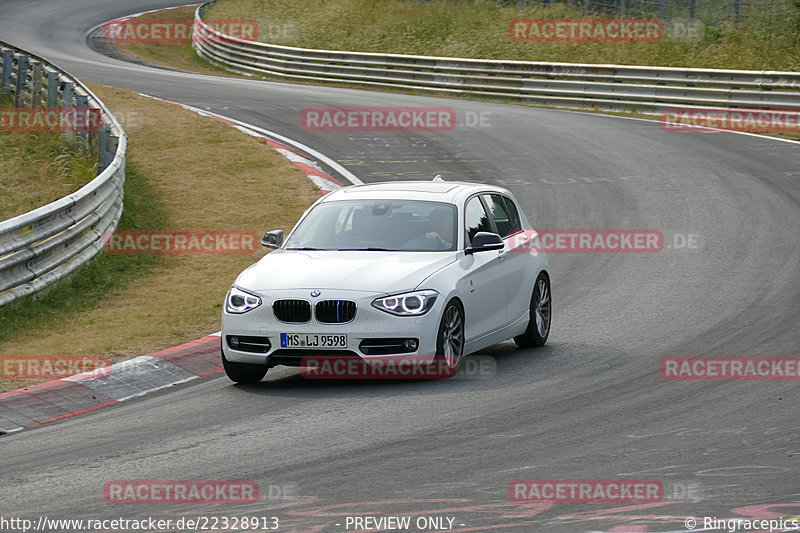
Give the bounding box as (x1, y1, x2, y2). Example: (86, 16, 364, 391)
(337, 247, 395, 251)
(286, 246, 322, 250)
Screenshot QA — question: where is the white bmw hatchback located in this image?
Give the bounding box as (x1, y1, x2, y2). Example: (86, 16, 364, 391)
(221, 179, 551, 383)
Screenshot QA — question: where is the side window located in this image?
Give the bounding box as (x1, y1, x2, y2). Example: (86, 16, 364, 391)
(500, 195, 522, 236)
(485, 194, 513, 237)
(464, 197, 492, 245)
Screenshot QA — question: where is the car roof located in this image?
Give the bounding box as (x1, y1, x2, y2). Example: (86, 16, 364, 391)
(321, 180, 513, 204)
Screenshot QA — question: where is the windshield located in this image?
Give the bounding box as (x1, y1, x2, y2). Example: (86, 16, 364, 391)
(284, 200, 458, 251)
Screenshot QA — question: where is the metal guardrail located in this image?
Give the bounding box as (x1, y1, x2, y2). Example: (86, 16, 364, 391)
(518, 0, 796, 23)
(192, 1, 800, 114)
(0, 42, 127, 306)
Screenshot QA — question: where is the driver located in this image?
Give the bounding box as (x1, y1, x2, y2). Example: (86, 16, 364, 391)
(425, 208, 454, 248)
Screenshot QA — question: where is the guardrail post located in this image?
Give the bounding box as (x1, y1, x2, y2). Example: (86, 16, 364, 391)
(61, 81, 74, 108)
(105, 132, 119, 167)
(14, 54, 29, 107)
(1, 49, 13, 92)
(61, 81, 74, 141)
(98, 123, 110, 168)
(31, 60, 43, 108)
(46, 71, 58, 107)
(76, 93, 90, 151)
(731, 0, 740, 21)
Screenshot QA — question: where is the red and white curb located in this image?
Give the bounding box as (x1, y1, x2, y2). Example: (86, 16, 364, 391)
(0, 334, 222, 435)
(262, 138, 345, 193)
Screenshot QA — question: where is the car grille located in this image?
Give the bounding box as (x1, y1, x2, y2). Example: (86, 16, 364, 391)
(273, 299, 311, 323)
(315, 300, 357, 323)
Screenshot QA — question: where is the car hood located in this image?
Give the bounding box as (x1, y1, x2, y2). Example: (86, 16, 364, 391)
(235, 250, 456, 294)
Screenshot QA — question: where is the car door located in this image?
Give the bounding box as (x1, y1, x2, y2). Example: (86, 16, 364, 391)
(457, 195, 509, 342)
(483, 193, 534, 325)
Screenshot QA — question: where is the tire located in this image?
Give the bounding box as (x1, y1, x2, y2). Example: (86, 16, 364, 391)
(435, 300, 465, 369)
(514, 272, 551, 348)
(221, 342, 268, 384)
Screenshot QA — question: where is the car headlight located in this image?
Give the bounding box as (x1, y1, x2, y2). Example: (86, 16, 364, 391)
(226, 287, 262, 314)
(372, 290, 438, 316)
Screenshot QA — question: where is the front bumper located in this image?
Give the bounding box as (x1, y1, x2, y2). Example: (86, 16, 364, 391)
(221, 288, 442, 366)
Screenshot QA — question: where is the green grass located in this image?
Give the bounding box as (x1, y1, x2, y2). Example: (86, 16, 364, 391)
(0, 164, 166, 343)
(205, 0, 800, 70)
(0, 93, 100, 220)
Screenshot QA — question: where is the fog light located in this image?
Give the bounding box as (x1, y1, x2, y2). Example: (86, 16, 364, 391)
(404, 339, 418, 351)
(230, 336, 240, 348)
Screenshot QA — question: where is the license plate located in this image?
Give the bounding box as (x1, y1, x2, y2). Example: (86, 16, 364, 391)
(280, 333, 347, 348)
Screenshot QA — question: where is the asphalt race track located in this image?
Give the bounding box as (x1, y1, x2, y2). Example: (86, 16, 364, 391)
(1, 1, 799, 531)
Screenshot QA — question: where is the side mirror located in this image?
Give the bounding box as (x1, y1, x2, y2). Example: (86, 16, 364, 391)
(466, 232, 504, 254)
(260, 229, 284, 249)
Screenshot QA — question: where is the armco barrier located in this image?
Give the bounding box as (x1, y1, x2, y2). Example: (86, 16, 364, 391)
(0, 41, 127, 306)
(192, 1, 800, 114)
